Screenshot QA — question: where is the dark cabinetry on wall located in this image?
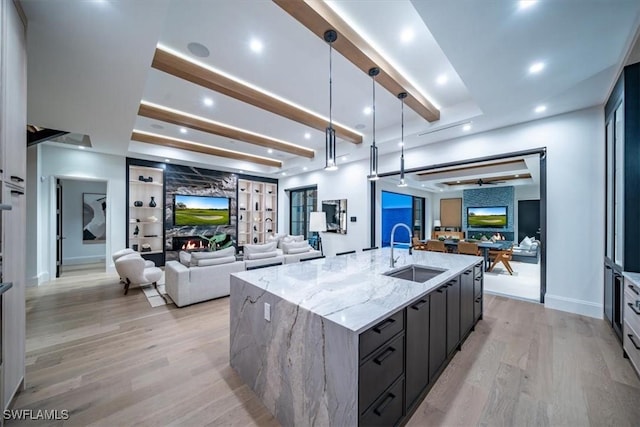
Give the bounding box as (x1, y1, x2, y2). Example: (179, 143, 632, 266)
(358, 262, 483, 426)
(603, 62, 640, 341)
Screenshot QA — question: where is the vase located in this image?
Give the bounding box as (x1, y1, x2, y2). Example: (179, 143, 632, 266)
(255, 201, 259, 210)
(149, 196, 157, 207)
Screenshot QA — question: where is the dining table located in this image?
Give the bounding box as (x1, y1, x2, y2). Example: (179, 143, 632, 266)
(441, 239, 513, 271)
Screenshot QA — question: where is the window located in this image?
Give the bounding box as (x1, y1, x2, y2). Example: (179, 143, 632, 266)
(381, 191, 425, 247)
(289, 187, 317, 239)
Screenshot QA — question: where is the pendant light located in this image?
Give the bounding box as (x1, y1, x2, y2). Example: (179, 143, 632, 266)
(324, 30, 338, 171)
(397, 92, 408, 187)
(367, 67, 380, 181)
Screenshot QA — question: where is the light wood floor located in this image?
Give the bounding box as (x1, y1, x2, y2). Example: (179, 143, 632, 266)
(8, 271, 640, 426)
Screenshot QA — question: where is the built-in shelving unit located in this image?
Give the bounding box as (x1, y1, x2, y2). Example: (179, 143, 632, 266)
(237, 179, 277, 245)
(126, 160, 166, 265)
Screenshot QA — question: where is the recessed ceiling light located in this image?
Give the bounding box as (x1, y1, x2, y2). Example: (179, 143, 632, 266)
(304, 132, 311, 139)
(535, 105, 547, 113)
(519, 0, 537, 9)
(179, 127, 188, 134)
(187, 42, 210, 58)
(78, 146, 85, 150)
(400, 28, 415, 43)
(249, 38, 263, 53)
(462, 124, 472, 132)
(341, 156, 347, 161)
(203, 97, 214, 107)
(164, 158, 171, 163)
(363, 106, 372, 115)
(303, 166, 308, 171)
(239, 170, 244, 173)
(436, 74, 448, 85)
(456, 180, 460, 183)
(281, 172, 287, 176)
(268, 148, 274, 154)
(529, 62, 545, 74)
(515, 174, 520, 178)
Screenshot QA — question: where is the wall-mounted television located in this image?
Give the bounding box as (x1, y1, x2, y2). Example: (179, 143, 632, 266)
(467, 206, 507, 228)
(174, 194, 230, 226)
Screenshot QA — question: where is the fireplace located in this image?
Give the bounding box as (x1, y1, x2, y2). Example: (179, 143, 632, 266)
(172, 236, 212, 252)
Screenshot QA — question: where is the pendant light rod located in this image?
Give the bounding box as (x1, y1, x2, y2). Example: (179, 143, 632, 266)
(324, 30, 338, 171)
(398, 92, 408, 187)
(368, 67, 380, 181)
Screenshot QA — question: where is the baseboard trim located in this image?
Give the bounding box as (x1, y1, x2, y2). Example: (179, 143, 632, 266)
(544, 293, 603, 319)
(62, 256, 106, 266)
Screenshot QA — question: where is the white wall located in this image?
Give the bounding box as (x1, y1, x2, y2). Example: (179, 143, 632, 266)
(281, 107, 604, 318)
(32, 144, 126, 282)
(60, 178, 107, 265)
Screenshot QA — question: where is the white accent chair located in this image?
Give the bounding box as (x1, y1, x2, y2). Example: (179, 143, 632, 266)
(112, 248, 155, 282)
(165, 248, 245, 307)
(114, 253, 163, 296)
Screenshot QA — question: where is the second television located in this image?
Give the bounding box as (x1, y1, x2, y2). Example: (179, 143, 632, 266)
(467, 206, 507, 228)
(174, 194, 230, 226)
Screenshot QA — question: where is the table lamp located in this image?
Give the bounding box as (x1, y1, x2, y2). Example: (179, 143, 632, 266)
(309, 212, 327, 255)
(433, 219, 441, 229)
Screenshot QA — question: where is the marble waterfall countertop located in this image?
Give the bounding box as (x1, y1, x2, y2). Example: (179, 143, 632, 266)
(232, 248, 482, 334)
(623, 271, 640, 286)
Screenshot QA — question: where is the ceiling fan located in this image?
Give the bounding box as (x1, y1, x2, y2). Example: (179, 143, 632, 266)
(476, 178, 504, 186)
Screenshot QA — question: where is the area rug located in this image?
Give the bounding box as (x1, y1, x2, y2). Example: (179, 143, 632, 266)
(140, 273, 174, 307)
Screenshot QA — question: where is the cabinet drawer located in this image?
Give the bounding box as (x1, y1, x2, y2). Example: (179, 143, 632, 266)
(359, 334, 404, 414)
(359, 310, 404, 360)
(474, 276, 483, 297)
(624, 280, 640, 304)
(624, 297, 640, 337)
(474, 295, 482, 321)
(623, 322, 640, 376)
(474, 262, 483, 279)
(360, 377, 404, 427)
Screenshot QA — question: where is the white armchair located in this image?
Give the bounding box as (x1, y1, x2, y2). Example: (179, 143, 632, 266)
(114, 253, 163, 295)
(112, 248, 155, 282)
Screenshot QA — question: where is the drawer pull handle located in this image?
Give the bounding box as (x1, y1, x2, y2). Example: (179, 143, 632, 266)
(373, 346, 396, 365)
(628, 303, 640, 316)
(605, 265, 612, 270)
(11, 190, 24, 196)
(463, 270, 471, 275)
(628, 334, 640, 350)
(411, 299, 428, 310)
(629, 285, 640, 296)
(10, 175, 24, 183)
(373, 318, 395, 334)
(437, 288, 445, 293)
(475, 297, 482, 303)
(373, 392, 396, 416)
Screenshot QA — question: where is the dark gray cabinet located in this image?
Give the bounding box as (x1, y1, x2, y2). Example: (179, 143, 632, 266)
(429, 287, 447, 380)
(605, 262, 614, 325)
(446, 277, 460, 356)
(406, 296, 429, 408)
(460, 268, 474, 339)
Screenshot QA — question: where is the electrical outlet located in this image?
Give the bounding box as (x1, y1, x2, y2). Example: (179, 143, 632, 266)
(264, 302, 271, 322)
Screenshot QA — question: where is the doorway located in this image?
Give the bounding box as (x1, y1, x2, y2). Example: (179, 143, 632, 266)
(55, 178, 108, 277)
(288, 186, 317, 239)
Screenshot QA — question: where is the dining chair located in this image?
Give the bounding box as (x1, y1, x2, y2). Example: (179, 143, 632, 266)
(457, 241, 481, 256)
(489, 245, 514, 275)
(425, 240, 446, 253)
(362, 246, 378, 252)
(336, 250, 356, 256)
(412, 237, 427, 251)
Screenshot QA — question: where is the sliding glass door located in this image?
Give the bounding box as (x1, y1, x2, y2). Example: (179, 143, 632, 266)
(381, 191, 425, 247)
(289, 186, 317, 239)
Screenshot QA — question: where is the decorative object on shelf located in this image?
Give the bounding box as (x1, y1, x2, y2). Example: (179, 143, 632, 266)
(324, 29, 338, 171)
(268, 190, 273, 194)
(141, 243, 152, 252)
(397, 92, 408, 188)
(240, 214, 243, 220)
(138, 175, 145, 181)
(134, 201, 143, 207)
(255, 188, 260, 193)
(147, 215, 158, 222)
(240, 188, 246, 192)
(255, 201, 259, 210)
(132, 244, 138, 251)
(367, 67, 380, 181)
(133, 226, 139, 236)
(136, 218, 141, 222)
(149, 196, 157, 207)
(82, 193, 107, 243)
(309, 211, 327, 255)
(253, 237, 258, 244)
(130, 218, 137, 223)
(266, 208, 273, 211)
(143, 234, 158, 237)
(253, 225, 257, 231)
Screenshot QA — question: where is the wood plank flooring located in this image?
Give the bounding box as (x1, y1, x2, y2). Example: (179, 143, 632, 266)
(7, 271, 640, 426)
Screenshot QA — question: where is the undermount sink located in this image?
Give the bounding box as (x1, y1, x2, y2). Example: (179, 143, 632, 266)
(383, 265, 448, 283)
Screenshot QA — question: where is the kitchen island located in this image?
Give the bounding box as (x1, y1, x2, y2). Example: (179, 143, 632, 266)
(230, 248, 483, 426)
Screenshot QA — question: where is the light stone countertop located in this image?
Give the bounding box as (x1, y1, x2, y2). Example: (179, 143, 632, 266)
(623, 271, 640, 286)
(232, 248, 482, 334)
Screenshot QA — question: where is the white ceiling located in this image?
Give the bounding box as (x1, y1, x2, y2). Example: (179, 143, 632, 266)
(22, 0, 640, 177)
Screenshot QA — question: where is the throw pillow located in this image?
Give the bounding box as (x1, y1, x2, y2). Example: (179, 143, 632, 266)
(520, 236, 532, 249)
(195, 256, 237, 267)
(287, 246, 311, 255)
(245, 250, 278, 260)
(179, 251, 192, 267)
(244, 242, 278, 258)
(282, 240, 310, 254)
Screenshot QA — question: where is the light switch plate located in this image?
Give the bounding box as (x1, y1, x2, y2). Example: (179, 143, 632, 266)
(264, 302, 271, 322)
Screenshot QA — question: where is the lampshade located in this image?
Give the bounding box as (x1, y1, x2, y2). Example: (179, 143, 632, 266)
(433, 220, 441, 227)
(309, 212, 327, 232)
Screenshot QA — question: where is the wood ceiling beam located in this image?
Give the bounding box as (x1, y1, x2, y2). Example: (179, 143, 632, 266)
(152, 48, 362, 144)
(131, 131, 282, 168)
(273, 0, 440, 123)
(138, 103, 315, 159)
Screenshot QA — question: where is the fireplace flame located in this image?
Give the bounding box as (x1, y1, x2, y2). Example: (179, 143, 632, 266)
(181, 240, 208, 250)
